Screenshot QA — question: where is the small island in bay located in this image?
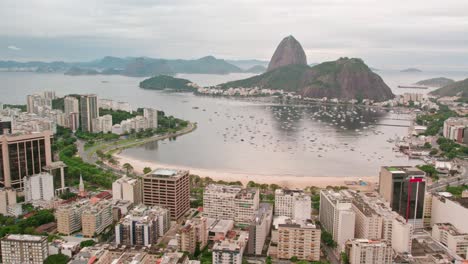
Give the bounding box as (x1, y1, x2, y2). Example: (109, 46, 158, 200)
(401, 68, 422, 73)
(415, 77, 455, 87)
(139, 75, 197, 92)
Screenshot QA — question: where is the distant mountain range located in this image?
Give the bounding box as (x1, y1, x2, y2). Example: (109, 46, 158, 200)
(0, 56, 268, 76)
(415, 77, 455, 87)
(430, 78, 468, 98)
(221, 36, 394, 102)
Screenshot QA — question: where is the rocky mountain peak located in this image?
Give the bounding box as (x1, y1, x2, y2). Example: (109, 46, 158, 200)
(267, 35, 307, 72)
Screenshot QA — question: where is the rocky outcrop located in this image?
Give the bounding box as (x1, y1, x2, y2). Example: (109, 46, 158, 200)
(267, 35, 307, 71)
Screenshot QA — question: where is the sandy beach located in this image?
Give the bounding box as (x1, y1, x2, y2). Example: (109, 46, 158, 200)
(115, 153, 378, 190)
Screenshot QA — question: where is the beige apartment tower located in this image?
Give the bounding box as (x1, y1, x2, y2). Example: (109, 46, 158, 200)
(277, 222, 321, 261)
(142, 169, 190, 219)
(1, 234, 48, 264)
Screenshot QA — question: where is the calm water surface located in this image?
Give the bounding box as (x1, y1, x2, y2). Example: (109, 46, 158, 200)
(1, 70, 467, 177)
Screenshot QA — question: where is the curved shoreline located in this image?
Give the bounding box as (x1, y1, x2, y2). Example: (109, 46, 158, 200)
(114, 152, 378, 190)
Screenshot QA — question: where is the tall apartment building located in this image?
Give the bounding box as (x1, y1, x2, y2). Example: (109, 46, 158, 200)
(177, 217, 208, 254)
(23, 172, 54, 202)
(319, 189, 356, 252)
(379, 166, 426, 228)
(82, 199, 113, 238)
(56, 200, 88, 235)
(80, 94, 99, 132)
(64, 96, 79, 115)
(346, 239, 393, 264)
(274, 189, 311, 221)
(115, 205, 170, 246)
(247, 203, 273, 255)
(0, 131, 53, 190)
(92, 114, 113, 133)
(431, 193, 468, 233)
(203, 184, 260, 225)
(143, 108, 158, 129)
(443, 117, 468, 144)
(112, 176, 142, 204)
(351, 193, 383, 239)
(64, 96, 80, 131)
(277, 221, 321, 261)
(1, 235, 48, 264)
(27, 94, 52, 115)
(68, 112, 79, 132)
(432, 223, 468, 259)
(142, 169, 190, 219)
(212, 231, 249, 264)
(0, 188, 16, 215)
(348, 190, 414, 254)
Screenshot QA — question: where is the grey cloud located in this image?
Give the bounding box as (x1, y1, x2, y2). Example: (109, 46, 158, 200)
(0, 0, 468, 70)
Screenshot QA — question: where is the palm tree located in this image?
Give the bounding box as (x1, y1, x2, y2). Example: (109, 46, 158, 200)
(123, 163, 134, 175)
(143, 167, 152, 174)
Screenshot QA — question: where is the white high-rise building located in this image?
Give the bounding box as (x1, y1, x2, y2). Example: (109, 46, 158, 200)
(203, 184, 259, 224)
(432, 223, 468, 259)
(319, 189, 356, 253)
(143, 108, 158, 129)
(112, 176, 142, 205)
(23, 172, 54, 202)
(92, 115, 112, 133)
(347, 239, 393, 264)
(0, 188, 16, 215)
(247, 203, 273, 255)
(64, 96, 79, 115)
(275, 189, 312, 221)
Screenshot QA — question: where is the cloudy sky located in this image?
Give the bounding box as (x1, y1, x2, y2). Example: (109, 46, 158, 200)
(1, 0, 468, 70)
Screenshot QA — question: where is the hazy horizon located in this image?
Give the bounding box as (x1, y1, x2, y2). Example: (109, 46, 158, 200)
(2, 0, 468, 71)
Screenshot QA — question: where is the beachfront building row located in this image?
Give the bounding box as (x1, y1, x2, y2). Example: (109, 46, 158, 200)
(203, 184, 260, 225)
(110, 108, 158, 135)
(274, 189, 311, 221)
(115, 205, 170, 246)
(91, 114, 113, 133)
(99, 99, 131, 112)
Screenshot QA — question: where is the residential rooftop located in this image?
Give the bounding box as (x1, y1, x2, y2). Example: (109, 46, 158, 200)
(145, 168, 189, 179)
(383, 166, 425, 176)
(3, 234, 46, 242)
